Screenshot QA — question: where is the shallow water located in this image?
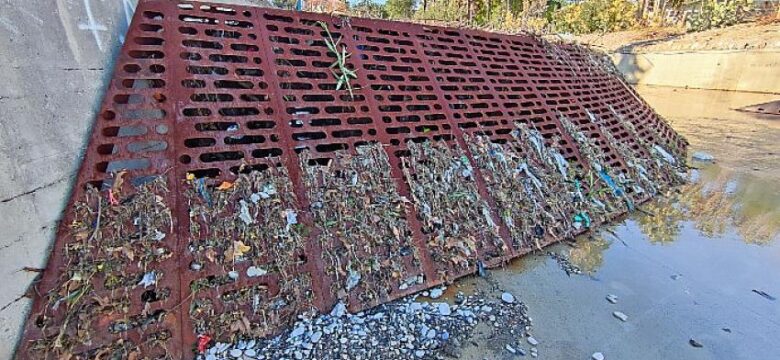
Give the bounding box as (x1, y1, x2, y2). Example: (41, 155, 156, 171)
(455, 86, 780, 360)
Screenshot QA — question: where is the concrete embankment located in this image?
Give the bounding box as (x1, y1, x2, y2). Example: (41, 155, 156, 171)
(612, 49, 780, 94)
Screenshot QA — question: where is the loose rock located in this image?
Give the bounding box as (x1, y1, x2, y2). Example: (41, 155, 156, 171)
(613, 311, 628, 322)
(430, 288, 444, 299)
(246, 266, 267, 278)
(527, 336, 539, 346)
(331, 302, 347, 318)
(592, 352, 605, 360)
(438, 303, 452, 316)
(201, 291, 532, 360)
(692, 152, 715, 162)
(501, 292, 515, 304)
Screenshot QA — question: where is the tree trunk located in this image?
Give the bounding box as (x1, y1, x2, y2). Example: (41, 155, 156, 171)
(468, 0, 473, 24)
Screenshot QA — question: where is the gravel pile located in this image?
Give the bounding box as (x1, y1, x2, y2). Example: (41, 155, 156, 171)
(548, 251, 583, 276)
(200, 289, 531, 360)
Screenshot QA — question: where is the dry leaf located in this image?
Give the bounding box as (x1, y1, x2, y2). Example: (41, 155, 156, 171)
(204, 248, 217, 262)
(72, 230, 90, 241)
(217, 181, 234, 191)
(122, 246, 135, 261)
(112, 170, 127, 196)
(242, 316, 251, 333)
(233, 241, 251, 257)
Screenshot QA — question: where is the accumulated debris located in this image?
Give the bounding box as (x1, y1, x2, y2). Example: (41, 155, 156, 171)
(591, 112, 661, 203)
(467, 124, 587, 250)
(559, 115, 633, 222)
(185, 165, 313, 342)
(402, 141, 507, 278)
(299, 143, 422, 306)
(606, 106, 687, 190)
(28, 175, 175, 359)
(199, 291, 531, 360)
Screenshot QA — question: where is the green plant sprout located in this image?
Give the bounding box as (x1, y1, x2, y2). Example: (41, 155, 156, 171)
(317, 21, 358, 99)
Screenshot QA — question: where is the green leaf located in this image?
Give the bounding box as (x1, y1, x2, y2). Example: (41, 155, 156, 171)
(325, 41, 337, 54)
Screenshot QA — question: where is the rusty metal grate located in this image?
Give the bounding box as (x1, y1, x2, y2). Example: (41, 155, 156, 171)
(17, 1, 687, 358)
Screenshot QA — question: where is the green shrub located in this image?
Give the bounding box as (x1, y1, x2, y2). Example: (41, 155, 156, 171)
(552, 0, 638, 34)
(386, 0, 416, 19)
(686, 0, 753, 31)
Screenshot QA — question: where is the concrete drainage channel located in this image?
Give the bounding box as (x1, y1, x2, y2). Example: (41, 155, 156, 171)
(16, 1, 687, 359)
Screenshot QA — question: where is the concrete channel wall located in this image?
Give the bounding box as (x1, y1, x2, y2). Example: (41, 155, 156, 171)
(0, 1, 263, 358)
(612, 50, 780, 94)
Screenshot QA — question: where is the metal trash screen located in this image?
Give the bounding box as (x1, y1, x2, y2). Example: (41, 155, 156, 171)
(17, 1, 687, 358)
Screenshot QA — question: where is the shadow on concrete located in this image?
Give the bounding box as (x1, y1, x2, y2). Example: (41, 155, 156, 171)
(614, 34, 686, 84)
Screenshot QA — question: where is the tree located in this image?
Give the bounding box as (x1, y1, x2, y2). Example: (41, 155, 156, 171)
(273, 0, 298, 10)
(350, 0, 389, 18)
(386, 0, 416, 19)
(552, 0, 638, 34)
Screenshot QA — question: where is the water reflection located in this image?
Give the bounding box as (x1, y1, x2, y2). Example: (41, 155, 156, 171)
(567, 235, 610, 274)
(566, 163, 779, 274)
(637, 164, 780, 245)
(636, 193, 686, 244)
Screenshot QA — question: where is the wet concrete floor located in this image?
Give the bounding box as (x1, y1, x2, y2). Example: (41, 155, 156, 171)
(453, 86, 780, 359)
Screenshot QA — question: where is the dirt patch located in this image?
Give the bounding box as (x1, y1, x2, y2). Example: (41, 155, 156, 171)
(565, 22, 780, 53)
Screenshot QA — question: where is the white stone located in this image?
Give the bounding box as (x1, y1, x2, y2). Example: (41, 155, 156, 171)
(437, 303, 451, 316)
(430, 288, 444, 299)
(692, 151, 715, 162)
(247, 266, 268, 277)
(613, 311, 628, 322)
(290, 326, 305, 337)
(505, 344, 517, 353)
(331, 302, 347, 317)
(501, 292, 515, 303)
(606, 294, 618, 304)
(409, 302, 423, 312)
(310, 331, 323, 343)
(527, 336, 539, 346)
(592, 352, 605, 360)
